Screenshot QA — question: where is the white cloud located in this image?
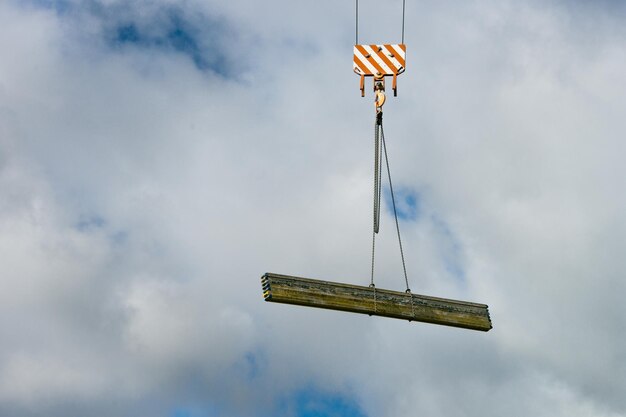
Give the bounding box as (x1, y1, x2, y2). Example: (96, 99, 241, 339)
(1, 0, 625, 416)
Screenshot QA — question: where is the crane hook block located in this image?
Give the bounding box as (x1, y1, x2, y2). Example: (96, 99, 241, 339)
(374, 77, 386, 113)
(353, 44, 405, 97)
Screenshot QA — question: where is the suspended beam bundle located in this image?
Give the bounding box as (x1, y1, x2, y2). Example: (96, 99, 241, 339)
(261, 273, 492, 332)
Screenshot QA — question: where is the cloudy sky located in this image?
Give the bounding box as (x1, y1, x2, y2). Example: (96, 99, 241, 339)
(1, 0, 626, 416)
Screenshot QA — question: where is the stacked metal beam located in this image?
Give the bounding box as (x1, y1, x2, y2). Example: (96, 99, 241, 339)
(261, 273, 492, 331)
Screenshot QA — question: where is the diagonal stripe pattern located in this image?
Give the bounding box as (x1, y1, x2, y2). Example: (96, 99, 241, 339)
(353, 44, 406, 76)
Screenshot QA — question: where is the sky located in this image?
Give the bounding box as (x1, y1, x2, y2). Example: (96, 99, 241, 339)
(1, 0, 625, 416)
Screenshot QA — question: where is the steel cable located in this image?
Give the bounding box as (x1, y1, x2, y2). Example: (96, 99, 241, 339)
(380, 123, 410, 292)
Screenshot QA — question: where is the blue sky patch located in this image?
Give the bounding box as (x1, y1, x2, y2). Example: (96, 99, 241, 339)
(244, 352, 259, 378)
(384, 186, 421, 221)
(26, 0, 72, 14)
(108, 7, 232, 75)
(26, 0, 235, 76)
(109, 230, 128, 245)
(116, 24, 140, 44)
(170, 407, 214, 417)
(236, 350, 266, 380)
(285, 386, 367, 417)
(75, 214, 106, 231)
(430, 215, 466, 283)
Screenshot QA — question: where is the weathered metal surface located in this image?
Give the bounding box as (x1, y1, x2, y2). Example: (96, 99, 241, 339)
(261, 273, 492, 332)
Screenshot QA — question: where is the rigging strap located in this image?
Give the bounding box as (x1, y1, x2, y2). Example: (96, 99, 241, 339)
(374, 114, 382, 234)
(370, 114, 382, 287)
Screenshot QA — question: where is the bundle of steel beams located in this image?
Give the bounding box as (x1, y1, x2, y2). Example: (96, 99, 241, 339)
(261, 273, 492, 331)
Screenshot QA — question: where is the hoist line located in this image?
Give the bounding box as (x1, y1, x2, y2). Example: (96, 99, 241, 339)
(370, 115, 410, 293)
(355, 0, 359, 45)
(401, 0, 406, 44)
(355, 0, 406, 45)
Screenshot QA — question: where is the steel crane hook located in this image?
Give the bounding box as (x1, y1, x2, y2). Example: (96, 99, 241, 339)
(374, 76, 386, 113)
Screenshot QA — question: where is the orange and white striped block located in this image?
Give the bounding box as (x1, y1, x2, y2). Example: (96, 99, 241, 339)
(353, 44, 406, 97)
(353, 44, 406, 77)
